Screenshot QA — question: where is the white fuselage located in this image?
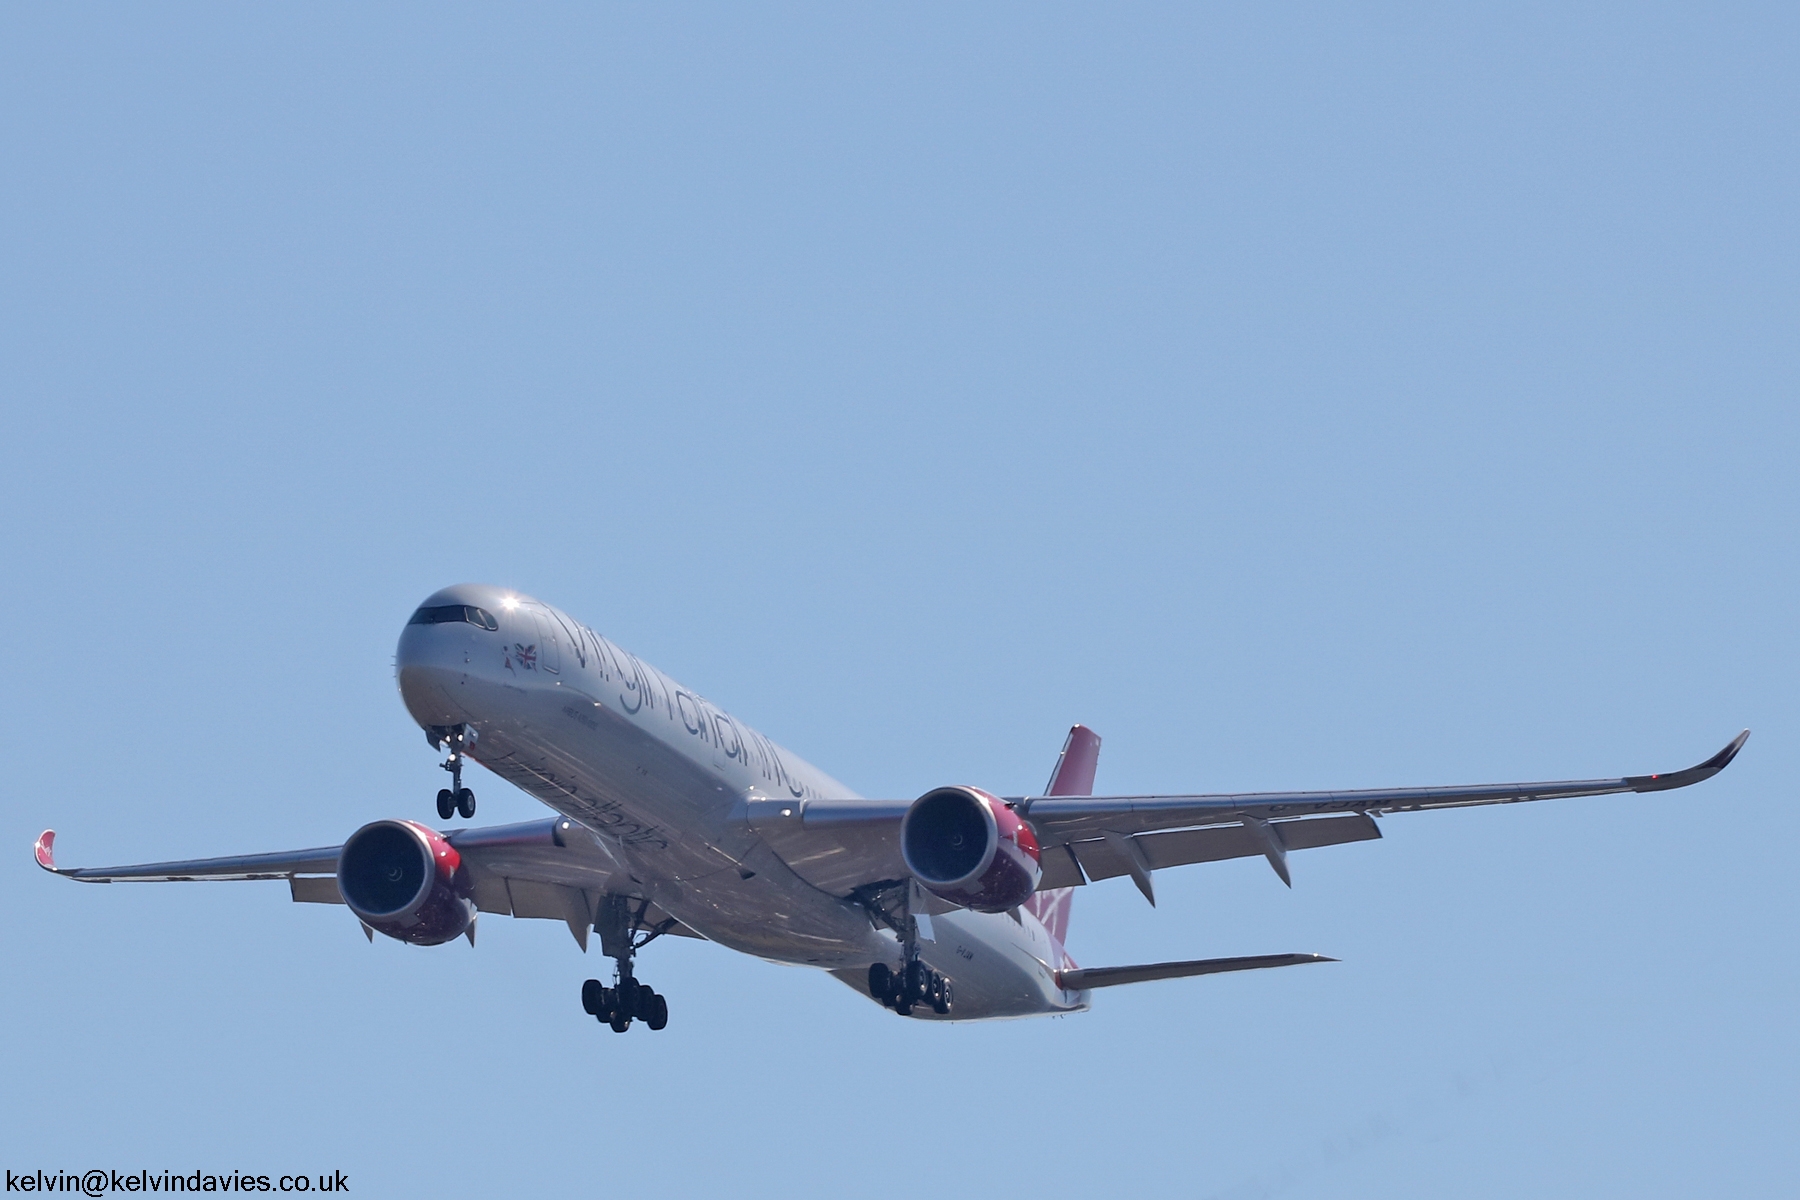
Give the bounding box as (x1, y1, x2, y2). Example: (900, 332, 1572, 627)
(395, 584, 1086, 1020)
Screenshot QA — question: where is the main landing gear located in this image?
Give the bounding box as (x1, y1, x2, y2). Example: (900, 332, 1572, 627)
(428, 725, 476, 820)
(868, 960, 952, 1016)
(580, 894, 676, 1033)
(852, 881, 954, 1018)
(581, 975, 669, 1033)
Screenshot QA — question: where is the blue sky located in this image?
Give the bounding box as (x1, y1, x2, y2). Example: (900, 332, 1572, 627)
(2, 5, 1795, 1197)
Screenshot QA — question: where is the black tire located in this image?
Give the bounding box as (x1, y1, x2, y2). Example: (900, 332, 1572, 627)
(633, 985, 657, 1021)
(905, 960, 929, 1003)
(455, 788, 476, 819)
(609, 1012, 631, 1033)
(940, 981, 953, 1013)
(436, 789, 455, 820)
(894, 1000, 913, 1016)
(647, 993, 669, 1031)
(867, 963, 891, 1000)
(617, 979, 640, 1015)
(580, 978, 604, 1016)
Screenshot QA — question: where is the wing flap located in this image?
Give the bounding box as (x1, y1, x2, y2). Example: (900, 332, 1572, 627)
(1036, 843, 1086, 889)
(470, 874, 512, 915)
(1063, 813, 1381, 885)
(289, 876, 343, 905)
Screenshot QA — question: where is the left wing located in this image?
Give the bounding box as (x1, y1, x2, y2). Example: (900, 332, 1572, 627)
(743, 731, 1750, 899)
(1017, 730, 1751, 838)
(1018, 729, 1748, 895)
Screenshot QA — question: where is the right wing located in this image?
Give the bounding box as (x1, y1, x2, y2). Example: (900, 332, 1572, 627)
(34, 820, 702, 948)
(35, 830, 341, 882)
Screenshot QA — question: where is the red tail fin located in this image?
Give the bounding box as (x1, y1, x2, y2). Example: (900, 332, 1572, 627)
(1044, 724, 1100, 798)
(1022, 725, 1099, 946)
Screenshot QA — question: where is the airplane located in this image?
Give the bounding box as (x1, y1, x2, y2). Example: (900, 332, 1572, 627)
(34, 584, 1749, 1031)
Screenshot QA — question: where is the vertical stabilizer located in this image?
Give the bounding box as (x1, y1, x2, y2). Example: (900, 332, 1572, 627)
(1023, 725, 1099, 946)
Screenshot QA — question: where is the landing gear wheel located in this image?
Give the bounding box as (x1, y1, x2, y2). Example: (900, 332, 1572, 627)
(581, 978, 604, 1016)
(647, 992, 669, 1030)
(937, 981, 953, 1014)
(867, 963, 891, 1001)
(894, 1000, 913, 1016)
(434, 725, 478, 820)
(905, 960, 930, 1004)
(608, 1012, 631, 1033)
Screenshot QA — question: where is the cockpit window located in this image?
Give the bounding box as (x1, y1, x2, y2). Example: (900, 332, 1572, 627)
(408, 604, 499, 632)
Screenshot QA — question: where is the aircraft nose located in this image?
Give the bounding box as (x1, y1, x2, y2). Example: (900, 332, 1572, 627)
(395, 585, 527, 727)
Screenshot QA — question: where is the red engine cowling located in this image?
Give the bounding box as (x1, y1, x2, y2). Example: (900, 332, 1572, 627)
(900, 786, 1042, 912)
(336, 820, 475, 946)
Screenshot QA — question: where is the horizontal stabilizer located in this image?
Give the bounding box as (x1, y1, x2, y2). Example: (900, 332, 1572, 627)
(1058, 952, 1335, 991)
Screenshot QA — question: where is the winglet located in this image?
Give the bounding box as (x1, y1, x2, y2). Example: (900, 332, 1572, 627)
(1627, 730, 1751, 793)
(34, 830, 57, 873)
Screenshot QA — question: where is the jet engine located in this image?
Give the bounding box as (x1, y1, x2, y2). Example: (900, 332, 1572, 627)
(900, 786, 1042, 912)
(337, 819, 475, 945)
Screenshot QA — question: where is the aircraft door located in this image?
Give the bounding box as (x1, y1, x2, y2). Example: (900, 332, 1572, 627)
(531, 610, 562, 674)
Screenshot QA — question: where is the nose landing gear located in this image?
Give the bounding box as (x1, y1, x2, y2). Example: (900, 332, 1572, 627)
(435, 788, 475, 821)
(427, 725, 477, 820)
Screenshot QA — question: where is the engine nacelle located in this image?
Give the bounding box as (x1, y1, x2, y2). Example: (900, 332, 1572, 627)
(337, 820, 475, 946)
(900, 786, 1042, 913)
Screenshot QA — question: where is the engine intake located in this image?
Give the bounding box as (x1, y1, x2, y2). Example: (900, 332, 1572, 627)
(901, 786, 1042, 913)
(337, 819, 474, 946)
